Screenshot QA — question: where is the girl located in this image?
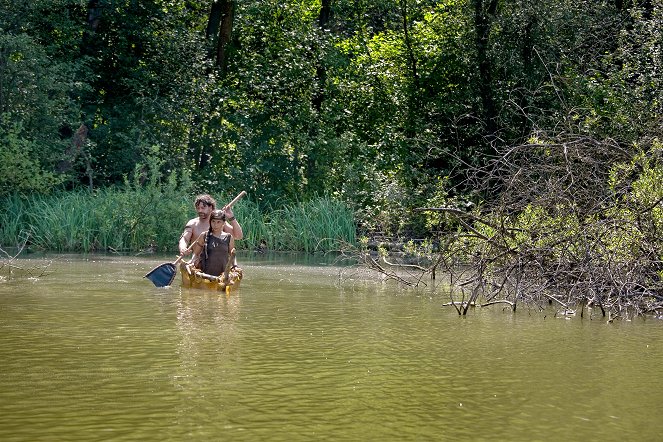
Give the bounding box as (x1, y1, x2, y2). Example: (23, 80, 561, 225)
(188, 209, 235, 276)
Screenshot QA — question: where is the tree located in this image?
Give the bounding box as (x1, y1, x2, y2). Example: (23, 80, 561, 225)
(0, 30, 79, 194)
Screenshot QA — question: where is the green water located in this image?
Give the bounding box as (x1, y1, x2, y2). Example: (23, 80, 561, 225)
(1, 254, 662, 441)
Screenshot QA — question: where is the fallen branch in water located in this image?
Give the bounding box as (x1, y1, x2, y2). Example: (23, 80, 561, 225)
(0, 232, 52, 280)
(341, 136, 662, 321)
(420, 135, 663, 320)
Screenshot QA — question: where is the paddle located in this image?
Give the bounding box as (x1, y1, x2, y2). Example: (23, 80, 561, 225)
(144, 191, 247, 287)
(144, 254, 186, 288)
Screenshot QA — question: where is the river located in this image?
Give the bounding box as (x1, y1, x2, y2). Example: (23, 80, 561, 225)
(1, 253, 662, 441)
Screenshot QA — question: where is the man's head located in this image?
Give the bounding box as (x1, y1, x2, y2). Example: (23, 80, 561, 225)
(194, 194, 216, 220)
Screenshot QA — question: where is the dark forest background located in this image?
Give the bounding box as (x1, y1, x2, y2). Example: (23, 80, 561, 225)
(1, 0, 661, 239)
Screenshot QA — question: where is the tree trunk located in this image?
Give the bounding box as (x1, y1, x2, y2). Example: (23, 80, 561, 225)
(399, 0, 419, 87)
(215, 0, 234, 73)
(399, 0, 420, 138)
(473, 0, 498, 136)
(312, 0, 332, 111)
(87, 0, 103, 30)
(81, 0, 103, 56)
(206, 0, 223, 41)
(196, 0, 235, 170)
(318, 0, 332, 26)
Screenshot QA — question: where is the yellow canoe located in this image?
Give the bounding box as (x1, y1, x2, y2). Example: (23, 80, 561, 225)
(179, 261, 243, 293)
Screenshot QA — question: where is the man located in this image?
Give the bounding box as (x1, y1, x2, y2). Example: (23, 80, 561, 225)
(178, 194, 243, 256)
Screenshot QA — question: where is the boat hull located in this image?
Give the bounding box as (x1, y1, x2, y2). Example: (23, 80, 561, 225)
(179, 262, 243, 293)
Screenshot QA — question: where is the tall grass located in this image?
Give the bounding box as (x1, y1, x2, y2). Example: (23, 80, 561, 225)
(0, 189, 356, 254)
(265, 198, 357, 253)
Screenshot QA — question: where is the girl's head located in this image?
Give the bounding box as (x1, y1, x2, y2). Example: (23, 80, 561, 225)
(209, 210, 227, 232)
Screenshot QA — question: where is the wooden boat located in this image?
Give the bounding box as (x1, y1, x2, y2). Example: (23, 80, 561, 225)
(179, 248, 243, 293)
(179, 261, 243, 292)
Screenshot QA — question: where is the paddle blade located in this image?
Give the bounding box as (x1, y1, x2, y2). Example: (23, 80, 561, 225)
(144, 263, 177, 287)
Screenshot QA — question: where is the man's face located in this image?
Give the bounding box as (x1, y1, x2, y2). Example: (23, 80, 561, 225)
(196, 202, 214, 220)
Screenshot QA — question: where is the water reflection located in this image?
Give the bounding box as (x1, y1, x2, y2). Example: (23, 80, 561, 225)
(175, 288, 242, 377)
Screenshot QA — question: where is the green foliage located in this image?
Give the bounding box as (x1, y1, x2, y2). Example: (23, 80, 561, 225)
(0, 160, 195, 252)
(74, 0, 215, 184)
(607, 140, 663, 261)
(0, 178, 357, 254)
(0, 32, 80, 193)
(2, 0, 663, 251)
(263, 197, 357, 252)
(0, 120, 65, 195)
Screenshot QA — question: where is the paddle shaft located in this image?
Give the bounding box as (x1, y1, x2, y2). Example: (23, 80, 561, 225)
(169, 238, 196, 267)
(224, 191, 247, 210)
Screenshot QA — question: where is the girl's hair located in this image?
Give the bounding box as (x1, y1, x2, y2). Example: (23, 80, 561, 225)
(209, 210, 226, 222)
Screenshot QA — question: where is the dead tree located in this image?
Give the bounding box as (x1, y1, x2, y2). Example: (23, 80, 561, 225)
(417, 135, 663, 319)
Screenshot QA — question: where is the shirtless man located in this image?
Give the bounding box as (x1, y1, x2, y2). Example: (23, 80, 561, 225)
(178, 194, 243, 256)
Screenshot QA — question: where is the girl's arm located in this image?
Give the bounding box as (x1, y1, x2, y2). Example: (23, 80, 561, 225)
(189, 232, 206, 266)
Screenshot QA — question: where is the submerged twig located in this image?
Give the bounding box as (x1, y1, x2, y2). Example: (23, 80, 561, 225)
(0, 232, 52, 280)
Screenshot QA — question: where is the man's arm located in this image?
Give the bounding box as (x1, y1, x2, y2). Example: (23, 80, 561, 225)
(224, 218, 243, 240)
(179, 223, 194, 255)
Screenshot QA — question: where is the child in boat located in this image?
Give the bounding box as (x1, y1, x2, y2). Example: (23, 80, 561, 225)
(188, 209, 235, 276)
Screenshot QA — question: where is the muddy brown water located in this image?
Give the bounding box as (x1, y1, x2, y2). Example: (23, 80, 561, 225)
(1, 253, 662, 441)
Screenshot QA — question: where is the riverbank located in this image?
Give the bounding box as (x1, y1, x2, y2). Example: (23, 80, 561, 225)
(0, 189, 356, 254)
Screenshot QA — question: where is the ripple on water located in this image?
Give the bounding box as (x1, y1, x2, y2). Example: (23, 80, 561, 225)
(1, 255, 663, 441)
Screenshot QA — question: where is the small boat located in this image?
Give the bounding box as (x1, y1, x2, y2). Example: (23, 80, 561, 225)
(179, 247, 243, 293)
(179, 260, 243, 293)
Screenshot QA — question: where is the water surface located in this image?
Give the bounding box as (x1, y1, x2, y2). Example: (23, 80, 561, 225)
(1, 254, 662, 441)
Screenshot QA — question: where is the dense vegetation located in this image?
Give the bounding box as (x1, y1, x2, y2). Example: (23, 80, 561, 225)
(0, 165, 356, 253)
(2, 1, 657, 226)
(1, 1, 661, 313)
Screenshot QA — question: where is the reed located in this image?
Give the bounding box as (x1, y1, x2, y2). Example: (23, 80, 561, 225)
(0, 190, 356, 253)
(265, 197, 356, 252)
(0, 194, 29, 248)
